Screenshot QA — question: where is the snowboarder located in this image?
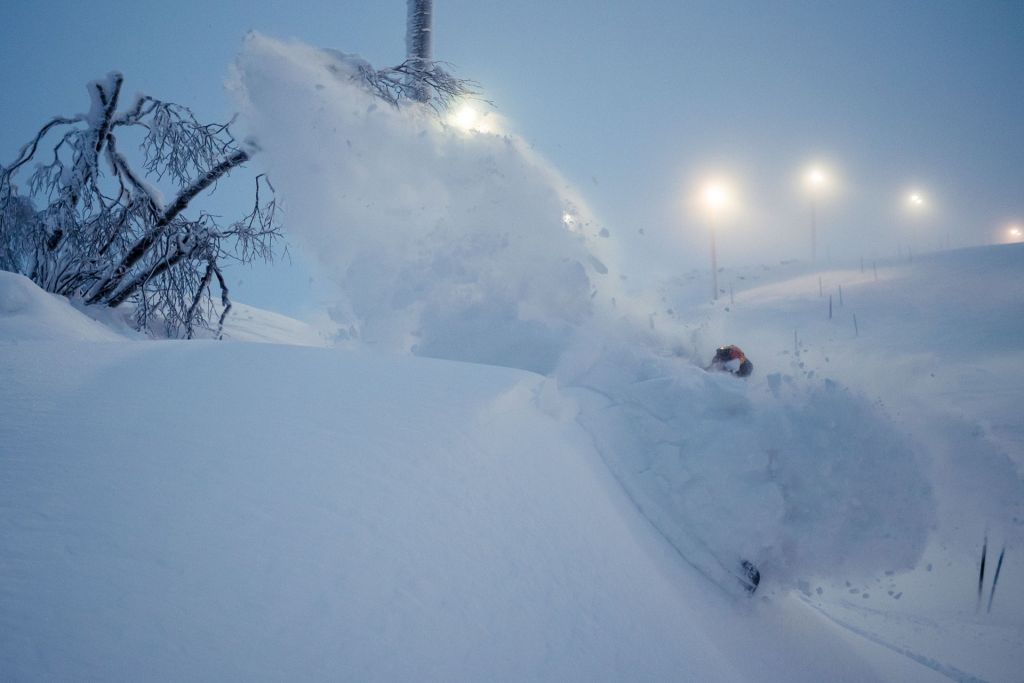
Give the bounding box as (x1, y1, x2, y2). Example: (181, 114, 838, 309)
(740, 560, 761, 594)
(707, 344, 759, 591)
(709, 344, 753, 377)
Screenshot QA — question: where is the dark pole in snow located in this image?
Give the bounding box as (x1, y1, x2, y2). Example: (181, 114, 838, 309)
(987, 546, 1006, 613)
(710, 223, 718, 300)
(811, 199, 818, 263)
(977, 535, 988, 612)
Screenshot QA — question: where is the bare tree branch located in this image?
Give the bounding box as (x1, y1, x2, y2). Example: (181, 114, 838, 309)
(88, 148, 249, 305)
(323, 48, 483, 115)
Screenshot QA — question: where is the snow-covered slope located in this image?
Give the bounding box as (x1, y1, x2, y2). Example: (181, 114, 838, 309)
(669, 244, 1024, 682)
(1, 268, 966, 683)
(219, 300, 332, 347)
(2, 248, 1018, 682)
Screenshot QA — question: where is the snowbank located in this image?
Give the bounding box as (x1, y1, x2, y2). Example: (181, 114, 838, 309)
(3, 244, 1015, 681)
(0, 271, 123, 342)
(219, 301, 332, 346)
(0, 298, 923, 682)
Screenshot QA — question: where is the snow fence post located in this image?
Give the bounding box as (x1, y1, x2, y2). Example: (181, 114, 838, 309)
(987, 546, 1006, 614)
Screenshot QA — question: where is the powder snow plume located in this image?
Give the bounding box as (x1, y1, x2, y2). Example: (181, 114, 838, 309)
(229, 34, 934, 590)
(229, 33, 621, 374)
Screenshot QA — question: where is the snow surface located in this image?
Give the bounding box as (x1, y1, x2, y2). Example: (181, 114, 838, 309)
(0, 272, 123, 343)
(6, 245, 1022, 681)
(1, 34, 1021, 683)
(0, 263, 967, 683)
(682, 247, 1024, 683)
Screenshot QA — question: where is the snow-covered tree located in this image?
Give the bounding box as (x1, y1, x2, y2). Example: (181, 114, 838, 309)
(320, 0, 474, 114)
(0, 73, 279, 338)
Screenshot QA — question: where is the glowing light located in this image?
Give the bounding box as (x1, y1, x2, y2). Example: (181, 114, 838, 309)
(447, 103, 498, 133)
(806, 167, 828, 190)
(562, 212, 575, 226)
(701, 181, 731, 214)
(908, 192, 925, 207)
(692, 176, 736, 301)
(1009, 225, 1023, 241)
(800, 163, 834, 262)
(687, 173, 738, 222)
(452, 105, 480, 131)
(802, 164, 834, 196)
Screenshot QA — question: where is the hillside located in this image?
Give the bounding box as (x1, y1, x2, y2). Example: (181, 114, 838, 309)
(2, 245, 1022, 681)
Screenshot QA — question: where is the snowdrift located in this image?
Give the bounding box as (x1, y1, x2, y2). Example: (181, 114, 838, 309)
(2, 275, 933, 682)
(0, 271, 123, 342)
(3, 246, 1021, 681)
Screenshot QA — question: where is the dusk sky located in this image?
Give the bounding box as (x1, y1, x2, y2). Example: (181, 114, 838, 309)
(2, 1, 1021, 310)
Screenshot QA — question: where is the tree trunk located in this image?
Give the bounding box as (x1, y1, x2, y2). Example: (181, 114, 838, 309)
(406, 0, 433, 102)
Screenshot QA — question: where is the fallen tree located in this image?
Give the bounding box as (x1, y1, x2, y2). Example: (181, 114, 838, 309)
(0, 72, 279, 337)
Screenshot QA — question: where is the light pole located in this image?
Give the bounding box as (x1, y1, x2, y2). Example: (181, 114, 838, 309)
(805, 167, 828, 263)
(406, 0, 433, 102)
(905, 190, 927, 254)
(701, 181, 731, 300)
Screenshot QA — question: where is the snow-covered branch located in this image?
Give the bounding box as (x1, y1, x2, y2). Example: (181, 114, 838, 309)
(0, 74, 280, 337)
(324, 50, 481, 114)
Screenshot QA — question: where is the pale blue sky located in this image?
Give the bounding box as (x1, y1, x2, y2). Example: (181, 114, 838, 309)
(2, 1, 1021, 311)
